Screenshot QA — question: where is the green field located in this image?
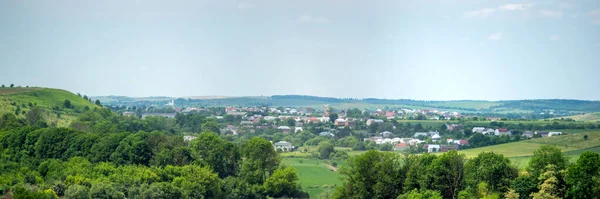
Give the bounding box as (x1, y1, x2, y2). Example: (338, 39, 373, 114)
(459, 131, 600, 168)
(552, 112, 600, 122)
(281, 158, 344, 198)
(0, 87, 99, 127)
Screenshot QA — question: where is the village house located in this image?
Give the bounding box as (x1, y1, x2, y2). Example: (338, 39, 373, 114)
(334, 118, 347, 126)
(240, 121, 253, 126)
(440, 145, 459, 152)
(320, 131, 335, 137)
(366, 119, 384, 126)
(413, 132, 429, 138)
(273, 141, 294, 152)
(278, 126, 291, 133)
(495, 128, 511, 136)
(523, 131, 534, 138)
(536, 131, 550, 138)
(431, 134, 441, 142)
(295, 127, 303, 133)
(472, 127, 485, 133)
(381, 131, 393, 138)
(425, 144, 441, 153)
(549, 132, 563, 137)
(394, 143, 409, 151)
(345, 120, 356, 128)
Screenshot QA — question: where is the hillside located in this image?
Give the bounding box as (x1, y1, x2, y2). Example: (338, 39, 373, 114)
(0, 87, 100, 127)
(551, 112, 600, 122)
(459, 131, 600, 168)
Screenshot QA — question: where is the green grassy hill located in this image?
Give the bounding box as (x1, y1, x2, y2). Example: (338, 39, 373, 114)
(551, 112, 600, 122)
(0, 87, 100, 127)
(459, 131, 600, 168)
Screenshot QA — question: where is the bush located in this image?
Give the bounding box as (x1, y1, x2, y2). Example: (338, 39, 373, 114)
(65, 184, 89, 199)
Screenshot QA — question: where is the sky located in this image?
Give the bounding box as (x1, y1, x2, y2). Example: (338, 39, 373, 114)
(1, 0, 599, 101)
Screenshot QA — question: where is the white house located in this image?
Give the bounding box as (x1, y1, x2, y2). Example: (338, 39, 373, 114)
(366, 119, 384, 126)
(472, 127, 485, 133)
(427, 144, 441, 153)
(431, 134, 441, 142)
(278, 126, 292, 133)
(295, 127, 303, 133)
(274, 141, 294, 152)
(548, 132, 563, 137)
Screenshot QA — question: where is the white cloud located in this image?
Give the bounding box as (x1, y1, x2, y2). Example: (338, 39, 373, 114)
(297, 15, 331, 23)
(541, 10, 564, 18)
(499, 4, 534, 11)
(488, 32, 503, 41)
(550, 35, 560, 41)
(464, 8, 496, 18)
(237, 2, 256, 10)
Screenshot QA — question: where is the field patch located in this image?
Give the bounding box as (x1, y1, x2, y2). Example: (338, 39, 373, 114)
(281, 158, 344, 198)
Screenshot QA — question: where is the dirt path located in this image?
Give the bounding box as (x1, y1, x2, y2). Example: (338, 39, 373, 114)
(323, 163, 338, 172)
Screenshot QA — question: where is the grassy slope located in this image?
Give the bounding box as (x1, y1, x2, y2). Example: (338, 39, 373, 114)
(459, 131, 600, 168)
(551, 112, 600, 122)
(0, 87, 99, 127)
(281, 158, 344, 198)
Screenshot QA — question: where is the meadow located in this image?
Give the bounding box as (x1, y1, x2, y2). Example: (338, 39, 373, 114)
(281, 157, 345, 198)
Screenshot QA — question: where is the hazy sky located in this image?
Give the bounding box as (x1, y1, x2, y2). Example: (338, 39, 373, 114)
(1, 0, 599, 100)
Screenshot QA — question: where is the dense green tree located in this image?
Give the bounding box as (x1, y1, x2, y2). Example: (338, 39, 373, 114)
(88, 182, 125, 199)
(64, 184, 89, 199)
(10, 83, 14, 87)
(201, 120, 220, 134)
(0, 113, 23, 130)
(333, 150, 404, 199)
(428, 150, 466, 199)
(25, 107, 46, 126)
(317, 141, 335, 159)
(221, 177, 262, 199)
(263, 167, 302, 197)
(465, 152, 517, 193)
(89, 133, 128, 162)
(329, 113, 338, 123)
(397, 189, 443, 199)
(241, 137, 280, 185)
(527, 145, 568, 182)
(64, 100, 73, 109)
(94, 99, 102, 106)
(172, 165, 222, 198)
(510, 175, 538, 199)
(285, 118, 296, 127)
(530, 165, 562, 199)
(110, 132, 153, 165)
(404, 153, 437, 192)
(190, 132, 240, 178)
(35, 128, 81, 160)
(566, 151, 600, 198)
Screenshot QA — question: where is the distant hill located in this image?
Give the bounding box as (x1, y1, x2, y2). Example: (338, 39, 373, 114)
(0, 87, 100, 127)
(96, 94, 600, 116)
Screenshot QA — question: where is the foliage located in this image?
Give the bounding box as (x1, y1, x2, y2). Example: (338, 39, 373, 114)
(464, 152, 517, 193)
(397, 189, 442, 199)
(527, 145, 568, 183)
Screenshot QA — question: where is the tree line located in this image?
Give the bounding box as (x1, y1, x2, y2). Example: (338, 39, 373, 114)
(0, 109, 307, 199)
(327, 146, 600, 199)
